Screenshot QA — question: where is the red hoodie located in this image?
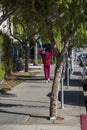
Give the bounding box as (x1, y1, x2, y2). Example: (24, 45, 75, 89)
(39, 50, 55, 65)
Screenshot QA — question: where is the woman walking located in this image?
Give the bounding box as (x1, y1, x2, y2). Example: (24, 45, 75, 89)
(39, 47, 55, 83)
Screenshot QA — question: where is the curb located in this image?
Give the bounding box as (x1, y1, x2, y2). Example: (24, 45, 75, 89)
(81, 114, 87, 130)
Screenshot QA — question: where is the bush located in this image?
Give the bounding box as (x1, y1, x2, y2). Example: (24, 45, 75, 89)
(0, 64, 5, 79)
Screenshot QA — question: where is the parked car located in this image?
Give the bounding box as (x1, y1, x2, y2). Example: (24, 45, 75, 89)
(16, 59, 24, 71)
(79, 52, 87, 66)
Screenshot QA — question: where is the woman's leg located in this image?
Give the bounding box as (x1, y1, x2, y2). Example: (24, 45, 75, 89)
(48, 65, 50, 79)
(44, 64, 48, 80)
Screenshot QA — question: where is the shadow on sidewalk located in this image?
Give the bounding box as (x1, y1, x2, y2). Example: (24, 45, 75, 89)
(64, 78, 82, 87)
(69, 79, 82, 87)
(0, 100, 49, 108)
(15, 76, 45, 80)
(58, 90, 84, 106)
(47, 91, 84, 107)
(73, 71, 81, 76)
(0, 109, 49, 120)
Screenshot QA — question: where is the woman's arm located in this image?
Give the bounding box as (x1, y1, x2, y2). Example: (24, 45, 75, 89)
(50, 49, 56, 56)
(39, 49, 45, 56)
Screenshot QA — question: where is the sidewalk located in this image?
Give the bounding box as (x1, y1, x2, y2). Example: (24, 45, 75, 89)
(0, 64, 86, 130)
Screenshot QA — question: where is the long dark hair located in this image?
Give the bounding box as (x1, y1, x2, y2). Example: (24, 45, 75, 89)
(45, 47, 51, 52)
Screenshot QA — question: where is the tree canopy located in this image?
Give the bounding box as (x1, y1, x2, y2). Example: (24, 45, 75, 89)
(0, 0, 87, 119)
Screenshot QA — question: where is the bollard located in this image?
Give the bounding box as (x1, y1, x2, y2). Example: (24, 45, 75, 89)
(61, 77, 64, 109)
(67, 67, 69, 88)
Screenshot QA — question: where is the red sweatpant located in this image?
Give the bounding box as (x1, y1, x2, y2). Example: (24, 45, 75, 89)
(44, 64, 50, 80)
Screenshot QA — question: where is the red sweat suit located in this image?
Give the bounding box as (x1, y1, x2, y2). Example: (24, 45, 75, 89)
(39, 50, 55, 80)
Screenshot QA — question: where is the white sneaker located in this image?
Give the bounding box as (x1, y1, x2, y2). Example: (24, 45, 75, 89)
(48, 78, 50, 82)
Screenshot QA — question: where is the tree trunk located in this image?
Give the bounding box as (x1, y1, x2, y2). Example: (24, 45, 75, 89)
(25, 49, 29, 72)
(50, 40, 73, 119)
(34, 41, 38, 65)
(50, 54, 65, 119)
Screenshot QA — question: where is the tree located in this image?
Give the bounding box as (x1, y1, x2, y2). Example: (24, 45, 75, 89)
(0, 0, 87, 119)
(9, 13, 39, 72)
(72, 25, 87, 48)
(30, 0, 87, 119)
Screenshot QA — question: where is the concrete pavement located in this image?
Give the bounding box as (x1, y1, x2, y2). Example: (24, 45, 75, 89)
(0, 64, 86, 130)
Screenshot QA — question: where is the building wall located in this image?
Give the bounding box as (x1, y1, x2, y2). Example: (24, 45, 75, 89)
(0, 7, 13, 35)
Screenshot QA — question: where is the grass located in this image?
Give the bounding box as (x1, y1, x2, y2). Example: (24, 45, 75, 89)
(0, 71, 40, 94)
(0, 64, 5, 79)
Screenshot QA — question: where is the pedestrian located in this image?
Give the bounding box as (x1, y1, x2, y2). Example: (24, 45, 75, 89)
(39, 47, 55, 83)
